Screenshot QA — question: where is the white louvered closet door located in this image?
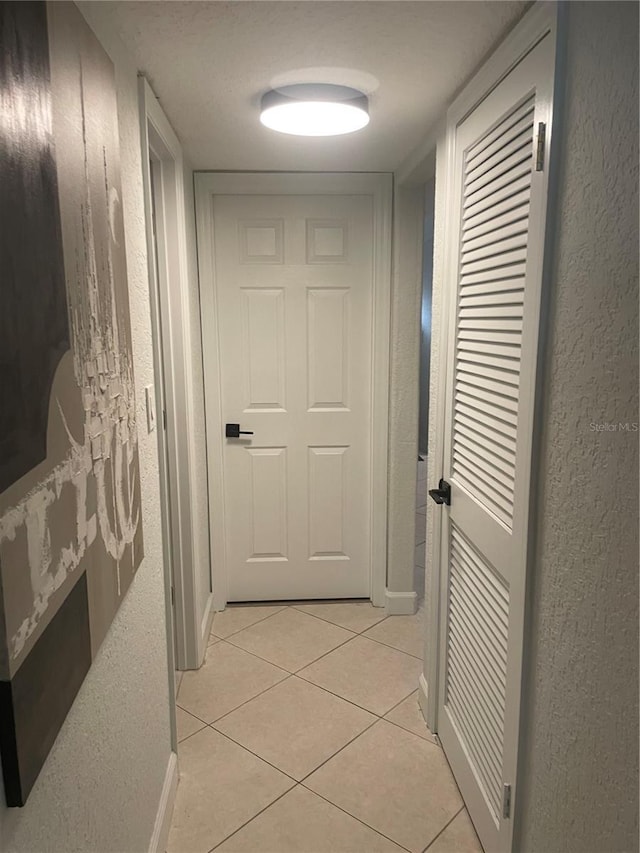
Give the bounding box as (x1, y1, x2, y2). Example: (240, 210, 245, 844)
(436, 26, 556, 853)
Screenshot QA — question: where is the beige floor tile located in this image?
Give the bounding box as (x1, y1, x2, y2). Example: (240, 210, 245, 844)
(177, 641, 288, 722)
(228, 608, 354, 672)
(216, 784, 405, 853)
(415, 542, 426, 568)
(214, 676, 376, 781)
(293, 600, 387, 633)
(364, 611, 425, 659)
(167, 727, 293, 853)
(207, 634, 221, 646)
(175, 706, 206, 742)
(297, 635, 422, 716)
(305, 720, 462, 853)
(384, 690, 438, 745)
(427, 809, 483, 853)
(211, 604, 287, 639)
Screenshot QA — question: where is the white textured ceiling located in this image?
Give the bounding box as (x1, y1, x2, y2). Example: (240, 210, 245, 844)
(103, 1, 528, 171)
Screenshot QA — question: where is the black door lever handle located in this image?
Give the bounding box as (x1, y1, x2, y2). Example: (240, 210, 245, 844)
(429, 479, 451, 506)
(225, 423, 254, 438)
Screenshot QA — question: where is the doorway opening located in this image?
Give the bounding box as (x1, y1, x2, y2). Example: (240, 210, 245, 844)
(415, 177, 435, 607)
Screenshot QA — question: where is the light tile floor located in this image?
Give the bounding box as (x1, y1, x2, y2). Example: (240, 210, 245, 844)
(170, 601, 483, 853)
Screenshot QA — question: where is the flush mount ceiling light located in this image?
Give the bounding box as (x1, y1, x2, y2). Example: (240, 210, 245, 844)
(260, 84, 369, 137)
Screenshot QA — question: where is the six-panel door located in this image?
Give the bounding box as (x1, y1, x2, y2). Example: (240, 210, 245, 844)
(212, 193, 374, 601)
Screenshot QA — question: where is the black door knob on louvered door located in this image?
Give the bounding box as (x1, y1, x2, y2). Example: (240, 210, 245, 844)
(428, 479, 451, 506)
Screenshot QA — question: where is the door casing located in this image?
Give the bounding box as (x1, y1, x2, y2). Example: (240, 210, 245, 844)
(139, 78, 213, 683)
(195, 172, 392, 611)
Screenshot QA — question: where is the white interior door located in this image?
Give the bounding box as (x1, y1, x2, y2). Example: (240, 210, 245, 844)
(210, 189, 377, 601)
(435, 23, 556, 853)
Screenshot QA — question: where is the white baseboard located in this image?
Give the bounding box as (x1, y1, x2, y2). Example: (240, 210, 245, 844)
(385, 588, 418, 615)
(149, 751, 178, 853)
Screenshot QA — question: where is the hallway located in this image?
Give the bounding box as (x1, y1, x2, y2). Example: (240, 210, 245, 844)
(169, 602, 482, 853)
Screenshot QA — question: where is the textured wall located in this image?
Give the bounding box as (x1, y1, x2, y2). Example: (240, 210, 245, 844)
(0, 3, 172, 849)
(518, 3, 639, 851)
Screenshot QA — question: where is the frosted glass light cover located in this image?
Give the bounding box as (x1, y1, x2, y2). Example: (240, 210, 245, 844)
(260, 84, 369, 137)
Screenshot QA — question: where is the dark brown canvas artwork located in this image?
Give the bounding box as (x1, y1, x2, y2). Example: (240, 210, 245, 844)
(0, 0, 143, 806)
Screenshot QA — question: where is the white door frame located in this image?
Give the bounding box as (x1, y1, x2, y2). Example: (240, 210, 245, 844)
(195, 172, 392, 610)
(139, 78, 212, 674)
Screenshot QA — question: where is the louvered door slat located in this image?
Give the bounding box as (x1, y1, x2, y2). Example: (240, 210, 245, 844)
(454, 429, 516, 483)
(451, 561, 510, 643)
(465, 98, 535, 168)
(462, 202, 529, 245)
(462, 218, 528, 253)
(446, 526, 509, 822)
(456, 375, 519, 408)
(461, 232, 528, 265)
(465, 139, 533, 199)
(463, 172, 531, 223)
(460, 262, 527, 287)
(463, 186, 531, 235)
(456, 361, 519, 389)
(448, 640, 505, 745)
(466, 116, 534, 183)
(452, 97, 534, 530)
(463, 156, 532, 212)
(447, 645, 505, 760)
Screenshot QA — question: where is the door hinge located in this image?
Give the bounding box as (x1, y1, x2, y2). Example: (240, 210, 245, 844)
(535, 122, 546, 171)
(502, 783, 512, 819)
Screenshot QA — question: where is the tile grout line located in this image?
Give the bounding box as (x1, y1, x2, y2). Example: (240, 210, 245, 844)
(298, 781, 414, 853)
(206, 779, 413, 853)
(360, 631, 425, 661)
(294, 669, 417, 718)
(223, 623, 360, 676)
(382, 715, 442, 751)
(175, 703, 211, 728)
(178, 631, 426, 744)
(206, 785, 296, 853)
(297, 715, 381, 784)
(289, 603, 389, 634)
(210, 604, 288, 641)
(182, 708, 442, 852)
(205, 670, 294, 728)
(206, 725, 300, 785)
(421, 805, 465, 853)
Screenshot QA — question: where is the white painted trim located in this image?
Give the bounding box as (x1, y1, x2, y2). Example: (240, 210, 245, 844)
(148, 751, 178, 853)
(384, 589, 418, 616)
(139, 78, 212, 669)
(195, 172, 392, 610)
